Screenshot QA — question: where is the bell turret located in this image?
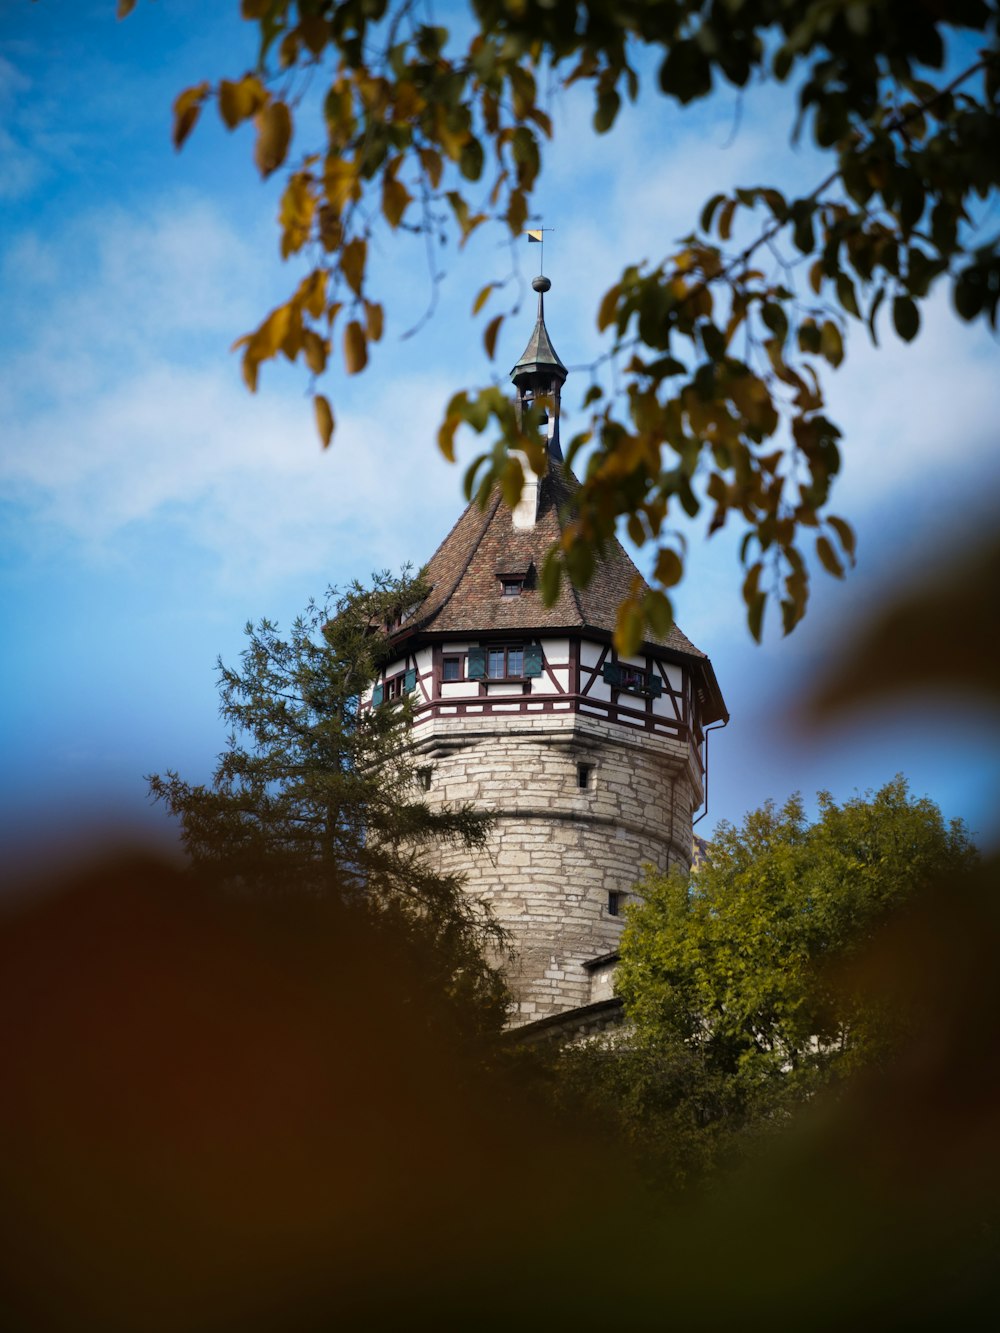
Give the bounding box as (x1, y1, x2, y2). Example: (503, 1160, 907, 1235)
(510, 274, 567, 460)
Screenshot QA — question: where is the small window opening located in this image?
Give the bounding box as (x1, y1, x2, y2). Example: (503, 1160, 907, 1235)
(442, 656, 462, 682)
(607, 890, 622, 917)
(501, 578, 524, 597)
(577, 763, 593, 789)
(417, 767, 432, 792)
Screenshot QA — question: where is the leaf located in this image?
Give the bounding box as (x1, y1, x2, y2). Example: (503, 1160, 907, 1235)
(597, 284, 621, 333)
(654, 547, 683, 588)
(314, 394, 334, 449)
(117, 0, 137, 18)
(303, 330, 328, 375)
(483, 314, 503, 360)
(539, 549, 562, 605)
(836, 272, 860, 319)
(343, 320, 368, 375)
(820, 320, 844, 367)
(418, 147, 443, 189)
(472, 283, 496, 316)
(365, 301, 384, 342)
(892, 294, 920, 342)
(746, 590, 766, 643)
(717, 198, 736, 242)
(700, 193, 726, 233)
(382, 174, 411, 229)
(254, 100, 292, 177)
(826, 515, 856, 564)
(816, 534, 845, 578)
(219, 75, 266, 129)
(341, 238, 367, 297)
(172, 83, 209, 151)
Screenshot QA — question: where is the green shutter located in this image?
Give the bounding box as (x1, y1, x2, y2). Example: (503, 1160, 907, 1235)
(404, 667, 417, 693)
(524, 644, 543, 677)
(371, 683, 384, 707)
(602, 661, 621, 686)
(648, 673, 663, 698)
(467, 647, 487, 680)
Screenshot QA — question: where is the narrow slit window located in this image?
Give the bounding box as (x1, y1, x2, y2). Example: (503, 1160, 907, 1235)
(577, 763, 593, 789)
(608, 890, 622, 917)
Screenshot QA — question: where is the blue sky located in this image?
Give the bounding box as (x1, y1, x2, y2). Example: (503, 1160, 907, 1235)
(3, 1, 999, 881)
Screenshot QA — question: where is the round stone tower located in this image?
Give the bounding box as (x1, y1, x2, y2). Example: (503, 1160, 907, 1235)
(367, 279, 728, 1029)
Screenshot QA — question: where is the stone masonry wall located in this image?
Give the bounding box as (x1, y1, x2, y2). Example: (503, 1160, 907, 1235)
(414, 712, 697, 1025)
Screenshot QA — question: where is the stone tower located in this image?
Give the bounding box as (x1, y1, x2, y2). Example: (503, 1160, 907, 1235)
(369, 278, 727, 1030)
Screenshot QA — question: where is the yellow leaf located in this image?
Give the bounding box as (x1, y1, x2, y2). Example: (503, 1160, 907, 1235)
(297, 269, 328, 320)
(472, 283, 496, 316)
(303, 330, 328, 375)
(382, 175, 412, 229)
(341, 238, 366, 297)
(483, 314, 503, 360)
(254, 101, 292, 178)
(365, 301, 384, 343)
(117, 0, 137, 17)
(242, 0, 271, 16)
(172, 83, 209, 151)
(279, 174, 316, 258)
(418, 147, 443, 189)
(613, 598, 644, 656)
(314, 394, 334, 448)
(438, 413, 460, 463)
(258, 303, 292, 357)
(324, 156, 359, 212)
(343, 320, 368, 375)
(318, 206, 342, 251)
(219, 75, 266, 129)
(241, 348, 259, 393)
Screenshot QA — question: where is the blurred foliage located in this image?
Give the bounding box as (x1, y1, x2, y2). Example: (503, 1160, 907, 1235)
(148, 569, 511, 1034)
(123, 0, 1000, 649)
(551, 777, 978, 1188)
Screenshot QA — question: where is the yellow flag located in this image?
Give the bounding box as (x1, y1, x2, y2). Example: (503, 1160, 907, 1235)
(526, 229, 543, 242)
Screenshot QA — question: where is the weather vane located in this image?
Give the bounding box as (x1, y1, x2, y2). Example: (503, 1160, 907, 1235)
(526, 226, 555, 274)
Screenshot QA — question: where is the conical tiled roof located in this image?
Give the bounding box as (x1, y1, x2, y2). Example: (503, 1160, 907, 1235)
(407, 462, 722, 688)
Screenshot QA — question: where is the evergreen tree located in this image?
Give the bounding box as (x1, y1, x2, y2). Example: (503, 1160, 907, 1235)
(149, 570, 510, 1031)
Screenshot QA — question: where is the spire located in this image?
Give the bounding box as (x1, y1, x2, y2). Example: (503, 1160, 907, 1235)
(510, 275, 567, 388)
(510, 274, 567, 464)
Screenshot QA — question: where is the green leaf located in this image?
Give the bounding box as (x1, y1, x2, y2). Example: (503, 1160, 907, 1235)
(892, 294, 920, 342)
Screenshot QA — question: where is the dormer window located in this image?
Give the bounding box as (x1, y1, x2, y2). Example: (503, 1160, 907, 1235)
(496, 560, 533, 598)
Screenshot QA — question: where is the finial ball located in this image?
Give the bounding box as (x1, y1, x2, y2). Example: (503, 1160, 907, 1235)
(532, 275, 551, 293)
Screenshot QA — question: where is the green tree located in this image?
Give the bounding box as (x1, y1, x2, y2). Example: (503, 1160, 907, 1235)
(123, 0, 1000, 647)
(558, 776, 977, 1185)
(149, 570, 511, 1032)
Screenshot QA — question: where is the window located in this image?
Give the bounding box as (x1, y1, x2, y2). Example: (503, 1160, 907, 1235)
(442, 656, 462, 682)
(381, 667, 417, 703)
(608, 890, 622, 917)
(488, 646, 523, 679)
(468, 644, 543, 681)
(417, 767, 432, 792)
(501, 578, 523, 597)
(577, 763, 593, 789)
(602, 660, 663, 697)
